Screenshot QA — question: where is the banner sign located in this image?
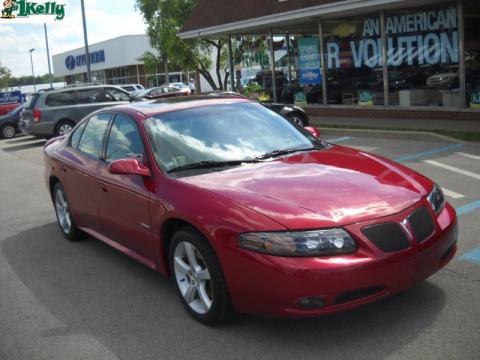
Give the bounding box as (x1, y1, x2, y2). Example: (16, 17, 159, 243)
(326, 6, 458, 70)
(298, 37, 322, 86)
(0, 91, 24, 104)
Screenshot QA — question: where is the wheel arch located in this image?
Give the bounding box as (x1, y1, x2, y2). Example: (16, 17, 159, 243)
(160, 217, 210, 276)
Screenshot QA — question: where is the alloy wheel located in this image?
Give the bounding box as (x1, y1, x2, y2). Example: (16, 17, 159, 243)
(58, 123, 73, 136)
(2, 125, 15, 139)
(289, 116, 304, 127)
(173, 241, 213, 314)
(55, 187, 72, 234)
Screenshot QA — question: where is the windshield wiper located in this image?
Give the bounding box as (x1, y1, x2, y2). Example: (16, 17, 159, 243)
(254, 146, 319, 160)
(167, 159, 259, 173)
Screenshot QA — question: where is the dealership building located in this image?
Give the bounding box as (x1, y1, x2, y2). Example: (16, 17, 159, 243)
(180, 0, 480, 120)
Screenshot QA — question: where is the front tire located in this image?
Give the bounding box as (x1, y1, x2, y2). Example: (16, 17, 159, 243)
(169, 227, 233, 325)
(1, 124, 16, 139)
(53, 182, 82, 241)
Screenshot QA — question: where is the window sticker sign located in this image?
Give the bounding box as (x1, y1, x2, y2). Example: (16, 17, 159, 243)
(326, 6, 458, 70)
(294, 92, 307, 106)
(358, 90, 375, 106)
(298, 37, 322, 86)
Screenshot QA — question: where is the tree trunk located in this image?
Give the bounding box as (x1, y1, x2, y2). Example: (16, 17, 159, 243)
(215, 44, 223, 90)
(197, 64, 217, 91)
(223, 69, 229, 91)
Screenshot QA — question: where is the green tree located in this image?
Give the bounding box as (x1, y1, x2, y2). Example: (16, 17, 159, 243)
(135, 0, 230, 91)
(0, 62, 12, 91)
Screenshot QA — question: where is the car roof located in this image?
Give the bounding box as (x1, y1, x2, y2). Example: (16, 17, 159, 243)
(110, 95, 252, 118)
(38, 84, 122, 95)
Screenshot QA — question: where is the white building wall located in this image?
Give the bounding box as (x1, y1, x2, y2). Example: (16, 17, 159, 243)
(52, 34, 158, 77)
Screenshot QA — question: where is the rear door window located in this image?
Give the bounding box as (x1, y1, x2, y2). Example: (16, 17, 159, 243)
(77, 113, 111, 159)
(104, 87, 131, 102)
(45, 91, 76, 107)
(76, 88, 106, 104)
(70, 120, 88, 149)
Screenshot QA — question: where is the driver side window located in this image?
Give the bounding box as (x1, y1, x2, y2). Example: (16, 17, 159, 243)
(105, 114, 145, 163)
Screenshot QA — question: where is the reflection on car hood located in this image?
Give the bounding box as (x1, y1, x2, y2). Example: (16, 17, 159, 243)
(179, 146, 432, 229)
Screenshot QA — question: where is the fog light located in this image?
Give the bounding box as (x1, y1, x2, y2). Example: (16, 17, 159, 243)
(298, 297, 326, 309)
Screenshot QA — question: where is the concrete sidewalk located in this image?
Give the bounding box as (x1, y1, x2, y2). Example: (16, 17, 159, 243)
(310, 116, 480, 132)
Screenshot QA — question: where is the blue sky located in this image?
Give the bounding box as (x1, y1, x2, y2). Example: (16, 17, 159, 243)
(0, 0, 146, 77)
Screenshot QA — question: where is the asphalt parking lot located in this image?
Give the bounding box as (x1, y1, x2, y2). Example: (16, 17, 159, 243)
(0, 131, 479, 360)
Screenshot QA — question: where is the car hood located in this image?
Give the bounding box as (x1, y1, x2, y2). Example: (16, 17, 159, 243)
(178, 146, 433, 229)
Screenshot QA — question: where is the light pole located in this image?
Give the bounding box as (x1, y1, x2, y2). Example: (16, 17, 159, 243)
(80, 0, 92, 83)
(44, 23, 53, 89)
(29, 48, 36, 93)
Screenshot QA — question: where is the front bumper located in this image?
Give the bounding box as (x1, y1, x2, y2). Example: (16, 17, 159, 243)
(222, 201, 457, 317)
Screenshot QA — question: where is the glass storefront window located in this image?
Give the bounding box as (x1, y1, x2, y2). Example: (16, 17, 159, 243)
(386, 4, 459, 107)
(323, 15, 384, 105)
(464, 0, 480, 108)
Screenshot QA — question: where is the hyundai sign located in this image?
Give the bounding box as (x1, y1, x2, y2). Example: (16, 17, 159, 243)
(64, 50, 106, 71)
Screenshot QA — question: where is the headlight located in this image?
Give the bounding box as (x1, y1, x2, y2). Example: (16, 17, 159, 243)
(427, 184, 445, 214)
(238, 228, 357, 257)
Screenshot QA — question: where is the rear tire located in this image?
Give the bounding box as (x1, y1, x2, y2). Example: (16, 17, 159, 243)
(287, 112, 308, 127)
(54, 120, 75, 137)
(53, 182, 83, 241)
(1, 124, 16, 139)
(169, 226, 234, 326)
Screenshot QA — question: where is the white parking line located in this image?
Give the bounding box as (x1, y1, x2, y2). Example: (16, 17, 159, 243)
(442, 188, 464, 199)
(424, 160, 480, 180)
(456, 152, 480, 161)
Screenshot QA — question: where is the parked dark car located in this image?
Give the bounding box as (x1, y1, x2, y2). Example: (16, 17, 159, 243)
(137, 85, 186, 100)
(0, 104, 24, 139)
(205, 91, 309, 127)
(19, 85, 138, 138)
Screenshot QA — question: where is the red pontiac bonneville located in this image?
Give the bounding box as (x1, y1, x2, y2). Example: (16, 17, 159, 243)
(44, 96, 457, 325)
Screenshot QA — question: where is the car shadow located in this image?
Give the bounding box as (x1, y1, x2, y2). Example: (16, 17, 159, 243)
(1, 223, 447, 360)
(2, 140, 46, 152)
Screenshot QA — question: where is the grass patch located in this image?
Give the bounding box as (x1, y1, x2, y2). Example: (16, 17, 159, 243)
(313, 124, 480, 143)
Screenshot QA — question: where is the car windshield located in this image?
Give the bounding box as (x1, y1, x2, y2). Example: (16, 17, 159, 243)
(143, 102, 323, 173)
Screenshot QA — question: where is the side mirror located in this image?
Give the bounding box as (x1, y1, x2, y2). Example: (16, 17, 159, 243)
(108, 158, 151, 177)
(304, 126, 321, 138)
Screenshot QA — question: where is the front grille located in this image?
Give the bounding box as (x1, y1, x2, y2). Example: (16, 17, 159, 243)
(408, 207, 435, 242)
(362, 222, 410, 253)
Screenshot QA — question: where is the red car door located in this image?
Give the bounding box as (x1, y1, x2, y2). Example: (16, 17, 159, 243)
(97, 113, 155, 261)
(59, 113, 111, 232)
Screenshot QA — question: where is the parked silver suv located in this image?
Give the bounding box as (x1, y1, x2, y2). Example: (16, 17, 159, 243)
(20, 85, 139, 138)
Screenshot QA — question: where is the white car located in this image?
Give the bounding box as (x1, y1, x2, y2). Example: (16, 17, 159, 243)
(120, 84, 145, 96)
(426, 72, 459, 89)
(170, 82, 191, 95)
